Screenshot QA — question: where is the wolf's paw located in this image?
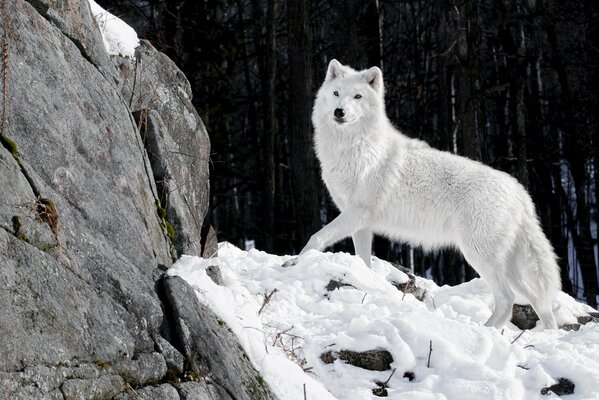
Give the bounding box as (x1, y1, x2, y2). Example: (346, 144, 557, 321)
(281, 257, 298, 268)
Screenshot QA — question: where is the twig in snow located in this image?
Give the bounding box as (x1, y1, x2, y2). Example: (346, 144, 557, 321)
(303, 383, 307, 400)
(427, 340, 433, 368)
(263, 323, 310, 372)
(272, 325, 295, 346)
(258, 288, 279, 315)
(361, 292, 368, 304)
(205, 241, 226, 260)
(242, 325, 269, 355)
(511, 330, 525, 344)
(383, 368, 397, 385)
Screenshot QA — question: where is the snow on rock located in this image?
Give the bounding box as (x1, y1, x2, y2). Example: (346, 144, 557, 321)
(169, 243, 599, 400)
(88, 0, 139, 57)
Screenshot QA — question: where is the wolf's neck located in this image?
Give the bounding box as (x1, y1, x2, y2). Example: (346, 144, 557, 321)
(315, 117, 395, 167)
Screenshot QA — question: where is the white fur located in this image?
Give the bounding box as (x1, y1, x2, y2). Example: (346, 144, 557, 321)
(302, 59, 561, 329)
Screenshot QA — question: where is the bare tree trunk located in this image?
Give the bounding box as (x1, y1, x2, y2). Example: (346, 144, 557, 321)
(258, 0, 277, 252)
(498, 7, 529, 187)
(455, 0, 482, 163)
(450, 0, 481, 282)
(330, 0, 361, 66)
(365, 0, 383, 68)
(288, 0, 320, 252)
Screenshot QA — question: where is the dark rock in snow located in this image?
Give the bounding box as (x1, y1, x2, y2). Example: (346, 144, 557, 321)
(512, 305, 598, 331)
(560, 323, 581, 331)
(390, 277, 426, 301)
(325, 279, 356, 291)
(403, 371, 415, 381)
(511, 304, 540, 330)
(389, 262, 426, 301)
(577, 312, 599, 325)
(541, 378, 575, 396)
(372, 384, 388, 397)
(0, 0, 273, 398)
(320, 349, 394, 371)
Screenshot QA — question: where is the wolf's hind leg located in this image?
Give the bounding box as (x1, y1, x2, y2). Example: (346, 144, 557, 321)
(483, 272, 516, 328)
(529, 298, 558, 329)
(352, 228, 373, 267)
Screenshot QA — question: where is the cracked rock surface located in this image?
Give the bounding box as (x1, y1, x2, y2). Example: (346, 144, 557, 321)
(0, 1, 274, 398)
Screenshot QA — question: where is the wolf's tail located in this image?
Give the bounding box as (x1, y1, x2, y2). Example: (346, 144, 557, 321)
(519, 211, 562, 297)
(512, 201, 561, 328)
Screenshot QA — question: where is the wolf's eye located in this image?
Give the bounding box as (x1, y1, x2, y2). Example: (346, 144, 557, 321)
(354, 94, 362, 99)
(333, 91, 339, 97)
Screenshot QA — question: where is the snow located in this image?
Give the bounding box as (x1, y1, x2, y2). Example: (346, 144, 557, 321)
(88, 0, 139, 57)
(169, 243, 599, 400)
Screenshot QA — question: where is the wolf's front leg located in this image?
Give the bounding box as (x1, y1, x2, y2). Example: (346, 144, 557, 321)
(352, 228, 373, 267)
(300, 208, 368, 255)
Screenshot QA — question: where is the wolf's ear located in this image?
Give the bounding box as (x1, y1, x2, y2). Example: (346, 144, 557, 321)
(326, 59, 345, 81)
(365, 66, 383, 94)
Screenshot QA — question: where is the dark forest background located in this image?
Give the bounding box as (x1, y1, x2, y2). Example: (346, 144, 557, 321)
(101, 0, 598, 308)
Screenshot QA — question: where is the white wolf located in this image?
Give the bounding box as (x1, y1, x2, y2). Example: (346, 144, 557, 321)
(296, 59, 561, 329)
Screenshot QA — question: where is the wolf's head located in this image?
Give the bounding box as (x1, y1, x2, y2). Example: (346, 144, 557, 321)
(313, 59, 385, 128)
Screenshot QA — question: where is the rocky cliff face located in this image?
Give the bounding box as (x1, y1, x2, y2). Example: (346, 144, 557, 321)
(0, 1, 274, 399)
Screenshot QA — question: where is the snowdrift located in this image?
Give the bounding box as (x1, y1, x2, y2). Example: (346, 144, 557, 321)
(169, 244, 599, 400)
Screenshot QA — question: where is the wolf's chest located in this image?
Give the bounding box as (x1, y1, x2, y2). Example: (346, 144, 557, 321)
(319, 152, 381, 207)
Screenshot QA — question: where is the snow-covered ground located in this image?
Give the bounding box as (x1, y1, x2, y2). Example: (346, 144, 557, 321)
(88, 0, 139, 57)
(169, 243, 599, 400)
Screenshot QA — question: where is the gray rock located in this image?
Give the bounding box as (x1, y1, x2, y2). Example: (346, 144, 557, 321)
(25, 0, 118, 83)
(63, 364, 102, 380)
(1, 0, 170, 378)
(107, 353, 168, 387)
(0, 1, 261, 399)
(159, 275, 277, 400)
(179, 381, 221, 400)
(155, 336, 185, 375)
(115, 383, 180, 400)
(200, 224, 219, 259)
(115, 41, 211, 258)
(205, 264, 224, 286)
(0, 146, 57, 251)
(0, 367, 65, 399)
(60, 375, 124, 400)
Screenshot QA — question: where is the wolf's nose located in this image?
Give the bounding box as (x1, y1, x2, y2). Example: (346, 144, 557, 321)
(334, 108, 345, 118)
